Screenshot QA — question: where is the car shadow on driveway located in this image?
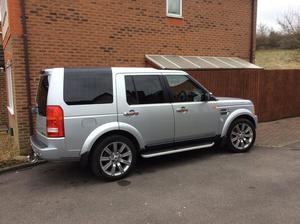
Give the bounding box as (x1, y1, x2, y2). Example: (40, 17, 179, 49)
(31, 147, 231, 187)
(135, 147, 226, 175)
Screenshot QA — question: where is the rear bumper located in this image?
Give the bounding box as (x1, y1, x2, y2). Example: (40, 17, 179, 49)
(30, 135, 60, 160)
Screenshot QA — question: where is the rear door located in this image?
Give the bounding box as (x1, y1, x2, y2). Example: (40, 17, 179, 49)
(116, 73, 174, 147)
(164, 74, 219, 142)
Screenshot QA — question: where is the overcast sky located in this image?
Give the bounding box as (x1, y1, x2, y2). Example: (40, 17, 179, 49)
(257, 0, 300, 30)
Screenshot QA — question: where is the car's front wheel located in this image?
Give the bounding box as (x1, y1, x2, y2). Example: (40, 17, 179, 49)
(91, 135, 137, 181)
(226, 118, 256, 153)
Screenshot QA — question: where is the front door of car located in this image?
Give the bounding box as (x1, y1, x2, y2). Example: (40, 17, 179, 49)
(116, 73, 174, 147)
(164, 75, 219, 142)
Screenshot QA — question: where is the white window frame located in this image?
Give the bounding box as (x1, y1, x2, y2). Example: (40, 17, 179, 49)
(1, 0, 9, 38)
(166, 0, 183, 18)
(6, 63, 14, 115)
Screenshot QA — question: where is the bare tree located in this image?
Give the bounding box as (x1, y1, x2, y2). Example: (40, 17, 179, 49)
(256, 23, 271, 49)
(278, 9, 300, 49)
(278, 9, 300, 34)
(257, 23, 270, 37)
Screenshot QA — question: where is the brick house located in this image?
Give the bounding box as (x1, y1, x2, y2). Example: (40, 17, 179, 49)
(0, 0, 257, 155)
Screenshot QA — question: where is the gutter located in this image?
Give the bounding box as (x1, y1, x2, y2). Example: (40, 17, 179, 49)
(20, 0, 34, 136)
(250, 0, 257, 63)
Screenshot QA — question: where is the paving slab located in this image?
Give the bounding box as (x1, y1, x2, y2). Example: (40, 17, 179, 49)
(256, 117, 300, 148)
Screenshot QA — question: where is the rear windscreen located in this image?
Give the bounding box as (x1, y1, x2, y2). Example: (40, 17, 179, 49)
(64, 68, 113, 105)
(37, 75, 49, 116)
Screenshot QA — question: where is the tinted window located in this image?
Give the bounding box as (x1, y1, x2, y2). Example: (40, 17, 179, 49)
(166, 75, 206, 102)
(125, 75, 166, 105)
(37, 75, 49, 116)
(125, 76, 138, 105)
(64, 68, 113, 105)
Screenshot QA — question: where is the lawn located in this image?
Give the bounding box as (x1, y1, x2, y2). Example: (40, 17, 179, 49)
(255, 49, 300, 69)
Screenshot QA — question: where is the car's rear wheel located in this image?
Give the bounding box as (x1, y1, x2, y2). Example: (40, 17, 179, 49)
(226, 118, 256, 153)
(91, 135, 137, 181)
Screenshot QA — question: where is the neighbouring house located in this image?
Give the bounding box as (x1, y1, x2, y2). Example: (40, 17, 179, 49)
(0, 0, 258, 155)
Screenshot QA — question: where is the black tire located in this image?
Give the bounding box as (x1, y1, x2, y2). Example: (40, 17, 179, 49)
(226, 118, 256, 153)
(91, 135, 137, 181)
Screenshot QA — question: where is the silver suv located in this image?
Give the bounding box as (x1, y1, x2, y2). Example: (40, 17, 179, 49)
(31, 68, 257, 180)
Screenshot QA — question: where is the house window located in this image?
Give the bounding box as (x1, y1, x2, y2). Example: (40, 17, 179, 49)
(167, 0, 182, 18)
(6, 64, 14, 114)
(1, 0, 9, 37)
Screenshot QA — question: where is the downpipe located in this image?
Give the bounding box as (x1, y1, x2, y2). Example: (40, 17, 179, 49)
(20, 0, 34, 136)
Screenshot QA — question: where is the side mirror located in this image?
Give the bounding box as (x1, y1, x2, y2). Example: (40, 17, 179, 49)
(203, 92, 212, 101)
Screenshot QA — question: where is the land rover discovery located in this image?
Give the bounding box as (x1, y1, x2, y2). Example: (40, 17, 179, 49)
(31, 68, 257, 180)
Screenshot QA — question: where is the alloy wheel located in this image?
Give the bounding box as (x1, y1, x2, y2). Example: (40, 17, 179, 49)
(230, 122, 254, 150)
(99, 142, 133, 177)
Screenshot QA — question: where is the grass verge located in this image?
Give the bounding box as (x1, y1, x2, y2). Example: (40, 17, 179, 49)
(255, 49, 300, 69)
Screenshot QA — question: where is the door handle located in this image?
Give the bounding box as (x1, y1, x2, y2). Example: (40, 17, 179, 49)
(176, 107, 188, 113)
(123, 110, 139, 116)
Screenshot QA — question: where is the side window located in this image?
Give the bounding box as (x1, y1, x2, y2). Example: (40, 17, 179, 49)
(166, 75, 206, 102)
(64, 69, 113, 105)
(125, 75, 166, 105)
(125, 76, 138, 105)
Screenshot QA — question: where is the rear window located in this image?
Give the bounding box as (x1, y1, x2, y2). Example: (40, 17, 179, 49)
(64, 68, 113, 105)
(37, 75, 49, 116)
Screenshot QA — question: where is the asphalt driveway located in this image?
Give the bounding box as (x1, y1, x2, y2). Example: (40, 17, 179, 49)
(0, 144, 299, 224)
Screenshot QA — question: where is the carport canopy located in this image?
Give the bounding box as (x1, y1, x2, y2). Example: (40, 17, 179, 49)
(145, 55, 262, 70)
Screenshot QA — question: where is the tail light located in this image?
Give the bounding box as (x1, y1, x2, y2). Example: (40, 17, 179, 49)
(46, 106, 65, 138)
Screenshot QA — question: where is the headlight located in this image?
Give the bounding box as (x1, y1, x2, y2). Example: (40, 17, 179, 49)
(251, 104, 255, 114)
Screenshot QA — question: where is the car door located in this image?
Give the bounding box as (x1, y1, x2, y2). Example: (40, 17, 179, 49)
(116, 73, 174, 147)
(164, 74, 219, 142)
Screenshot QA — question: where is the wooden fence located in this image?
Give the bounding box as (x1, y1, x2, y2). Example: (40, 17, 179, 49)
(188, 69, 300, 122)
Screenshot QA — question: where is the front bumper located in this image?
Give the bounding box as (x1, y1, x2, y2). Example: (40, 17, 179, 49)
(30, 135, 60, 161)
(254, 115, 258, 127)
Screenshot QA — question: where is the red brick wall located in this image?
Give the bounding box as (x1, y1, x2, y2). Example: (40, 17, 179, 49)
(0, 71, 8, 126)
(3, 0, 256, 154)
(9, 37, 31, 152)
(25, 0, 255, 100)
(1, 0, 29, 153)
(0, 31, 7, 126)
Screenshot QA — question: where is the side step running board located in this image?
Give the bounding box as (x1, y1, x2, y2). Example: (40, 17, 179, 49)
(141, 142, 215, 158)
